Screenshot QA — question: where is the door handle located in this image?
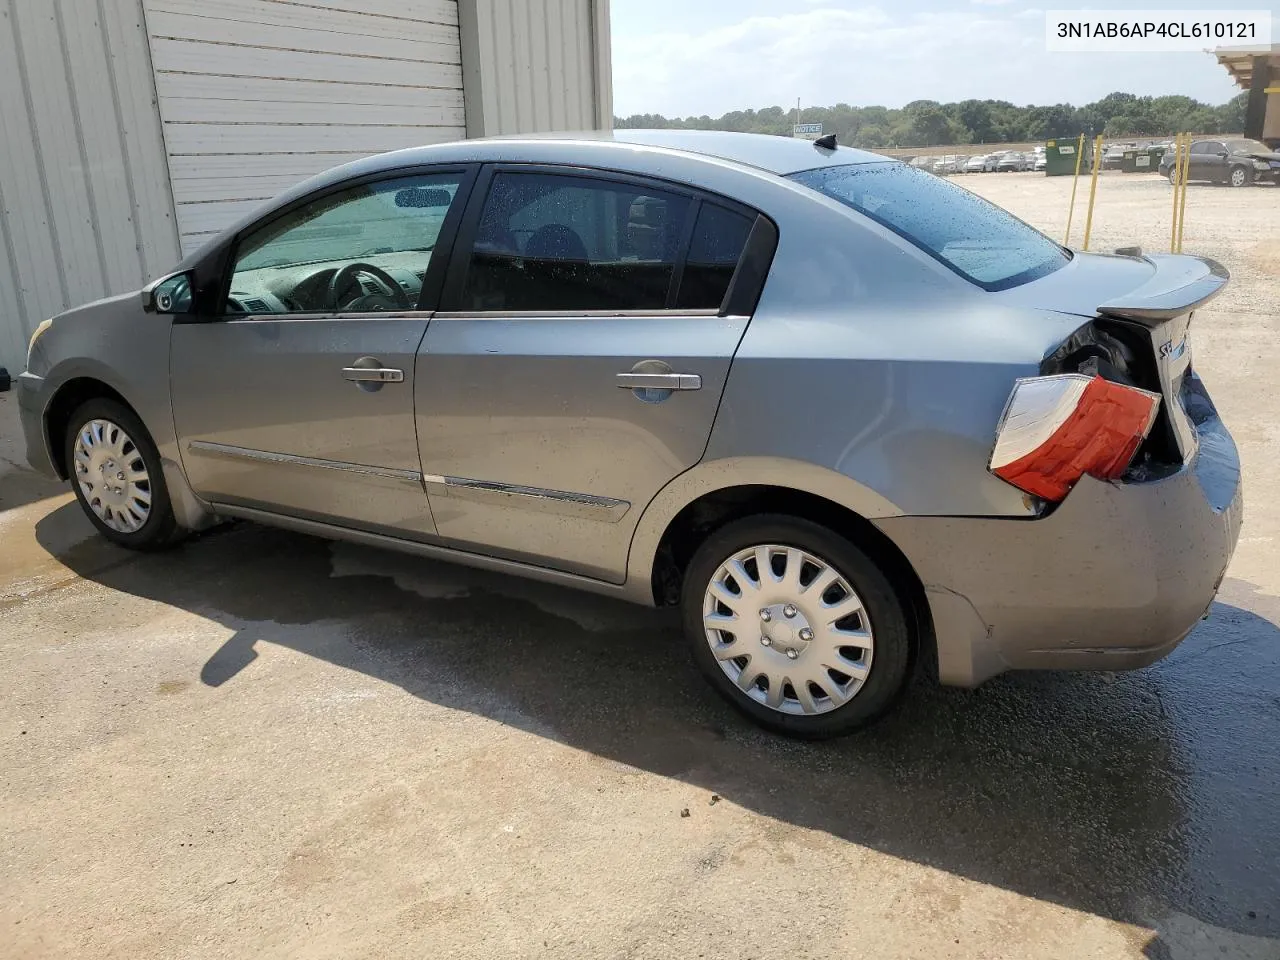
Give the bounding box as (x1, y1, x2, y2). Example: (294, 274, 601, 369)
(615, 372, 701, 391)
(343, 356, 403, 393)
(342, 366, 404, 383)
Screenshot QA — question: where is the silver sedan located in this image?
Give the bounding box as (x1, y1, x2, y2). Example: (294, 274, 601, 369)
(18, 130, 1242, 737)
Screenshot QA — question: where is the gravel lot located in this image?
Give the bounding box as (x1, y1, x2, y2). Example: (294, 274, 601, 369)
(2, 170, 1278, 960)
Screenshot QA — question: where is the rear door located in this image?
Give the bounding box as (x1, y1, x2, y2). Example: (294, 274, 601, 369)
(414, 165, 774, 581)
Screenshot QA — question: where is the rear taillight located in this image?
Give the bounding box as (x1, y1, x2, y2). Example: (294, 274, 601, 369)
(989, 374, 1161, 502)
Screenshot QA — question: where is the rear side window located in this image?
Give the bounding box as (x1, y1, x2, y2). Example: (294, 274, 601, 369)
(460, 172, 692, 311)
(787, 163, 1069, 291)
(675, 203, 753, 310)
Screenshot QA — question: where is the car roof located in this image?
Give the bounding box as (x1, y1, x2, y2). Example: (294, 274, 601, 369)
(604, 129, 887, 173)
(358, 129, 890, 178)
(177, 130, 895, 268)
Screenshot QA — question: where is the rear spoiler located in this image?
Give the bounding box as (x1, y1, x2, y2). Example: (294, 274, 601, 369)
(1097, 254, 1229, 325)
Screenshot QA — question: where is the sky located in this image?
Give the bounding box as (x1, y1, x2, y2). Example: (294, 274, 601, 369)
(610, 0, 1272, 117)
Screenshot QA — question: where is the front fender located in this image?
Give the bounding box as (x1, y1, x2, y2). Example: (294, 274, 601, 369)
(35, 318, 215, 532)
(621, 455, 901, 604)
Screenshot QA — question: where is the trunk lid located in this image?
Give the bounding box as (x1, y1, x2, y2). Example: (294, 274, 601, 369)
(997, 251, 1230, 464)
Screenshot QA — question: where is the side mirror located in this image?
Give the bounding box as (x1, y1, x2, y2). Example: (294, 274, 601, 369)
(141, 271, 194, 315)
(1217, 150, 1229, 158)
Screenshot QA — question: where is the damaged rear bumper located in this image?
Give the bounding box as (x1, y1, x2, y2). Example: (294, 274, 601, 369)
(874, 400, 1242, 688)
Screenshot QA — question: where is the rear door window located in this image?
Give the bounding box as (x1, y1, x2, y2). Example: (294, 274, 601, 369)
(675, 203, 754, 310)
(459, 172, 692, 312)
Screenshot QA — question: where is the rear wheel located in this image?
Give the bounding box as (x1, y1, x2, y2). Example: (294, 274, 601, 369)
(64, 398, 183, 550)
(1167, 168, 1178, 185)
(682, 515, 912, 738)
(1228, 164, 1250, 188)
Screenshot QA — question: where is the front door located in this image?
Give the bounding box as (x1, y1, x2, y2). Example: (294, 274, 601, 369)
(172, 169, 471, 538)
(1189, 141, 1223, 182)
(415, 167, 770, 581)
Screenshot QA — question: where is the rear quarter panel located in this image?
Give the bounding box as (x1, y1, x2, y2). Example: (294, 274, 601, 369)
(624, 179, 1091, 598)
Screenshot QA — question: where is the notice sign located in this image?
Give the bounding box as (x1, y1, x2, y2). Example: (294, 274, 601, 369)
(793, 123, 823, 140)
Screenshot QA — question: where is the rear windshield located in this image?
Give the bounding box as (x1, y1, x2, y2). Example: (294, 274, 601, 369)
(786, 163, 1070, 291)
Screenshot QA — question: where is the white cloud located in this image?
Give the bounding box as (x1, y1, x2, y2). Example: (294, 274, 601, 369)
(971, 0, 1017, 6)
(611, 3, 1239, 117)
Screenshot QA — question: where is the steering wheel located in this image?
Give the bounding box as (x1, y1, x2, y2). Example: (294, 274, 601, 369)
(327, 262, 412, 312)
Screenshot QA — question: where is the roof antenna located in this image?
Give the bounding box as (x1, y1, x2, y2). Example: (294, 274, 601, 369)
(814, 133, 837, 151)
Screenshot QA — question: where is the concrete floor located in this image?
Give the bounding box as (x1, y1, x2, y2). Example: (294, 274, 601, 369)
(2, 172, 1278, 960)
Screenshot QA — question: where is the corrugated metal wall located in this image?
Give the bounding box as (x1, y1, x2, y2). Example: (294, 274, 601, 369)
(458, 0, 612, 137)
(0, 0, 612, 372)
(0, 0, 180, 373)
(141, 0, 467, 255)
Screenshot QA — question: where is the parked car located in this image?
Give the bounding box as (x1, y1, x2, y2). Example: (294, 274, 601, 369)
(908, 155, 939, 174)
(18, 130, 1241, 738)
(1159, 138, 1280, 186)
(995, 152, 1029, 172)
(934, 155, 964, 174)
(963, 154, 991, 173)
(1101, 145, 1128, 170)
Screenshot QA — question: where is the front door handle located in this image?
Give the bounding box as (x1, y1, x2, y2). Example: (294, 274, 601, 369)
(343, 356, 403, 393)
(342, 366, 404, 383)
(615, 372, 701, 391)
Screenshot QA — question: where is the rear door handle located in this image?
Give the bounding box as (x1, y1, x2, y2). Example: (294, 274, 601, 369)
(615, 372, 701, 391)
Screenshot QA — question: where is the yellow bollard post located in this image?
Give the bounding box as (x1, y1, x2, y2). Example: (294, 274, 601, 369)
(1081, 134, 1103, 251)
(1176, 134, 1191, 253)
(1170, 133, 1186, 252)
(1063, 133, 1086, 246)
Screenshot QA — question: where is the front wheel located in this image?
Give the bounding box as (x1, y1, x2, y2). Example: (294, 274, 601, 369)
(1228, 164, 1250, 188)
(682, 516, 913, 738)
(65, 398, 183, 550)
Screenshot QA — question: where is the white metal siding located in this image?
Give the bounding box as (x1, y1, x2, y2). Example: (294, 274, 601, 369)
(142, 0, 466, 255)
(458, 0, 612, 137)
(0, 0, 180, 372)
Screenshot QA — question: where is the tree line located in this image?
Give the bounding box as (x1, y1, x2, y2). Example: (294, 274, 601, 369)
(615, 91, 1250, 148)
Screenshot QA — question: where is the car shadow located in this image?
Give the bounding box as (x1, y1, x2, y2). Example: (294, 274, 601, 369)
(0, 456, 65, 514)
(34, 503, 1280, 940)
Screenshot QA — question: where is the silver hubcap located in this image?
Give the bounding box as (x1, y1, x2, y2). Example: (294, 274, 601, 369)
(73, 419, 152, 533)
(1231, 168, 1246, 186)
(702, 544, 874, 716)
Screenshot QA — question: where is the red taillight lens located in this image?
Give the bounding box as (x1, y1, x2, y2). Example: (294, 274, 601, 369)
(989, 374, 1161, 502)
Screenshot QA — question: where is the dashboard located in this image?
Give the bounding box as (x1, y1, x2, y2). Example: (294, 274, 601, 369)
(225, 250, 431, 315)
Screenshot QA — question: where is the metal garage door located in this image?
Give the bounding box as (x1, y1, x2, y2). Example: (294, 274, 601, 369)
(142, 0, 465, 255)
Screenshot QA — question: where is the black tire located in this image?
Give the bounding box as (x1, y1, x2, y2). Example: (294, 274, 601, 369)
(681, 515, 913, 739)
(1228, 164, 1250, 188)
(1167, 168, 1177, 186)
(64, 398, 184, 550)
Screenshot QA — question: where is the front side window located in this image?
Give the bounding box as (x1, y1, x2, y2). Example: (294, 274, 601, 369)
(460, 172, 693, 312)
(787, 162, 1069, 291)
(227, 173, 462, 315)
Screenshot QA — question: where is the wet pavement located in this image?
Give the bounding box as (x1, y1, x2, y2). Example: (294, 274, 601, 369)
(3, 466, 1279, 957)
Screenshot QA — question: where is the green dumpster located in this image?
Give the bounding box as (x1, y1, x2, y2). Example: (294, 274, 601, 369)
(1139, 144, 1166, 172)
(1120, 149, 1139, 172)
(1044, 138, 1091, 176)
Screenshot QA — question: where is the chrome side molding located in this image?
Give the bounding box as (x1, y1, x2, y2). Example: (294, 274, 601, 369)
(423, 475, 631, 523)
(187, 441, 423, 485)
(188, 441, 630, 523)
